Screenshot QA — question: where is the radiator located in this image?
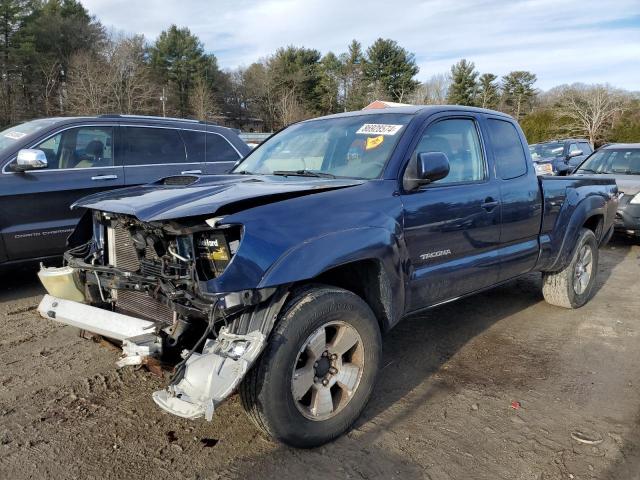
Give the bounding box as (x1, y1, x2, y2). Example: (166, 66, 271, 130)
(107, 224, 174, 324)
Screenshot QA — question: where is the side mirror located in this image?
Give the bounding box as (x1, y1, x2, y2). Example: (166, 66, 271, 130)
(417, 151, 450, 184)
(567, 149, 582, 159)
(13, 149, 48, 172)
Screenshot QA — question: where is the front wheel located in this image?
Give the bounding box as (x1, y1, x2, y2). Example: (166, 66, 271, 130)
(542, 228, 599, 309)
(239, 285, 381, 448)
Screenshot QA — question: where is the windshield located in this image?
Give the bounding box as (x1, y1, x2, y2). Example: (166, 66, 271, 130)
(0, 118, 61, 156)
(529, 142, 564, 160)
(233, 113, 414, 179)
(576, 148, 640, 175)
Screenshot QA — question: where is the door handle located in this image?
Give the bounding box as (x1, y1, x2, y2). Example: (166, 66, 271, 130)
(91, 174, 118, 181)
(181, 169, 202, 175)
(481, 197, 499, 211)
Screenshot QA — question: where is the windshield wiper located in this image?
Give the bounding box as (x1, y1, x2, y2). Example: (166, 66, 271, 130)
(234, 170, 260, 175)
(577, 168, 599, 174)
(272, 170, 337, 179)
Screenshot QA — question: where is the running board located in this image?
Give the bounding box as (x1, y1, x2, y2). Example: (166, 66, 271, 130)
(38, 294, 158, 341)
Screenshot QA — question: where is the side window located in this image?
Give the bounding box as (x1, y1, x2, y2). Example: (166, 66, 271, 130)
(181, 130, 240, 163)
(409, 118, 485, 185)
(569, 143, 579, 154)
(487, 119, 527, 180)
(579, 142, 592, 155)
(35, 134, 62, 168)
(33, 126, 114, 170)
(123, 127, 186, 166)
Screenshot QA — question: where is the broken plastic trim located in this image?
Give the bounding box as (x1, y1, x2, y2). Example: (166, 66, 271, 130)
(152, 328, 265, 420)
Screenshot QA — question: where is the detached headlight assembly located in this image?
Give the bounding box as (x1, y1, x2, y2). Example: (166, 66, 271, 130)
(195, 227, 241, 280)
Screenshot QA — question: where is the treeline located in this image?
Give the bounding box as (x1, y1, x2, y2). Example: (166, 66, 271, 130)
(1, 0, 639, 145)
(436, 59, 640, 146)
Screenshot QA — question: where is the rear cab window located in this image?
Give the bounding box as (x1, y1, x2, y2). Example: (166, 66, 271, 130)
(486, 119, 528, 179)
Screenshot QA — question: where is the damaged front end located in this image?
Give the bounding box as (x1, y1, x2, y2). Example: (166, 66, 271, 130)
(38, 210, 287, 421)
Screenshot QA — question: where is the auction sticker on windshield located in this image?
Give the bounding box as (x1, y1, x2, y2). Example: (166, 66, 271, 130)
(356, 124, 403, 136)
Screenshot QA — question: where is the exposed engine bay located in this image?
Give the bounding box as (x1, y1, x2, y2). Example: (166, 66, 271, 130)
(38, 210, 287, 421)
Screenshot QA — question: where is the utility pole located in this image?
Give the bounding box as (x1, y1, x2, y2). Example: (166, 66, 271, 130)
(160, 87, 167, 117)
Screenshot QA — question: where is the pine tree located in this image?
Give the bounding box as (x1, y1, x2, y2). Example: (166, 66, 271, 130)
(446, 59, 478, 106)
(477, 73, 499, 109)
(0, 0, 30, 123)
(316, 51, 341, 114)
(501, 71, 537, 120)
(364, 38, 419, 102)
(340, 40, 367, 111)
(150, 25, 221, 117)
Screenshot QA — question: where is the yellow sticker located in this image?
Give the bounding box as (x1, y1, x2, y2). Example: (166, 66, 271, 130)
(365, 135, 384, 150)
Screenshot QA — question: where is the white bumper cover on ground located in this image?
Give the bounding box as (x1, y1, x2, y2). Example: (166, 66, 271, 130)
(38, 294, 266, 422)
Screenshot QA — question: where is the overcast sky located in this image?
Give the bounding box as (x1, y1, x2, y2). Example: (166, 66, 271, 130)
(80, 0, 640, 91)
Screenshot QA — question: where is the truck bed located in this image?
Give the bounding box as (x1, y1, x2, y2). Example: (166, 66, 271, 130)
(537, 175, 618, 271)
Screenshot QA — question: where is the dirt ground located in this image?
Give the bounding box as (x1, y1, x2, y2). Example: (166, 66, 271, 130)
(1, 237, 639, 480)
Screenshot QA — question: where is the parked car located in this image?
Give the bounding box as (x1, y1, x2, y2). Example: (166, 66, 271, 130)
(529, 139, 593, 175)
(574, 143, 640, 240)
(239, 132, 272, 149)
(37, 106, 617, 448)
(0, 115, 250, 268)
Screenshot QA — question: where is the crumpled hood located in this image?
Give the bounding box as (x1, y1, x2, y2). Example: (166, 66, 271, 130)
(73, 174, 365, 222)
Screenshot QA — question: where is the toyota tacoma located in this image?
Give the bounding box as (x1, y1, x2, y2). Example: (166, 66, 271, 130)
(37, 106, 618, 448)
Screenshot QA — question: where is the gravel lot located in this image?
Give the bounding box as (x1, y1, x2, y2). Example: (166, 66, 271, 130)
(1, 237, 639, 480)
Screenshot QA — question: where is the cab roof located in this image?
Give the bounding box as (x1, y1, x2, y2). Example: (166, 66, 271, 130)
(305, 105, 515, 122)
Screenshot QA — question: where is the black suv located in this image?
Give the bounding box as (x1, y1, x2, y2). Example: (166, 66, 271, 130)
(0, 115, 250, 267)
(529, 139, 593, 175)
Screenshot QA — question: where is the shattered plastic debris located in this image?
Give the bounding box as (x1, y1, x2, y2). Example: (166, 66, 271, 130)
(570, 429, 603, 445)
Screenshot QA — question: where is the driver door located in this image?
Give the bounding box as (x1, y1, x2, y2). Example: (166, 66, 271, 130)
(401, 115, 501, 311)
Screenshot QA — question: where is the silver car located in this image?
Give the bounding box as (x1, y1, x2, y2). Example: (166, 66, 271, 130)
(574, 143, 640, 239)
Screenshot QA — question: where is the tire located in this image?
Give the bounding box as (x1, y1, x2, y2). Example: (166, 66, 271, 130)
(239, 284, 381, 448)
(542, 228, 599, 309)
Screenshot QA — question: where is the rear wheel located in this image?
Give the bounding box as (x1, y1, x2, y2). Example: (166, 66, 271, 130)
(542, 228, 599, 309)
(240, 285, 381, 448)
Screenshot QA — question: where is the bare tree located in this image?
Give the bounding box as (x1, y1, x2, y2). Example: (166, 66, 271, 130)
(225, 69, 250, 128)
(277, 85, 305, 126)
(39, 60, 61, 116)
(66, 34, 160, 116)
(243, 62, 279, 130)
(556, 83, 627, 146)
(65, 51, 111, 115)
(107, 35, 158, 114)
(407, 73, 450, 105)
(190, 75, 217, 121)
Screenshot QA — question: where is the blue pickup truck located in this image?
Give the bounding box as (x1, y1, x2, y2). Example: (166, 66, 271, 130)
(37, 106, 617, 448)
